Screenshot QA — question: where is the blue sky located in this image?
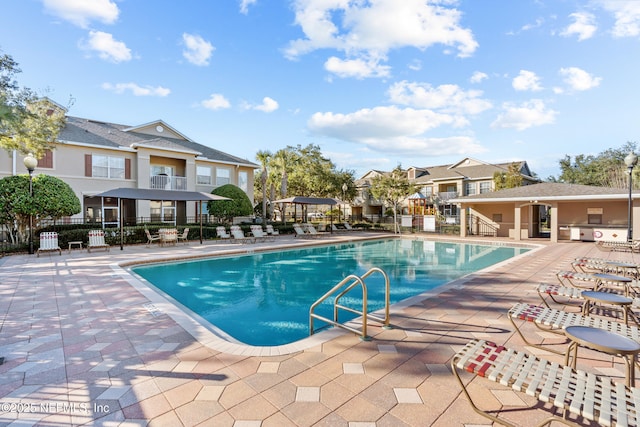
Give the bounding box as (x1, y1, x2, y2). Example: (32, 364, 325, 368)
(1, 0, 639, 180)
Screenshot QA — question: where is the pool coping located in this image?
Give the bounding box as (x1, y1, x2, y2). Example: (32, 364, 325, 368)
(114, 235, 544, 356)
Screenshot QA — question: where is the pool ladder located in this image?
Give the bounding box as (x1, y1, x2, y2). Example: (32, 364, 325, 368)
(309, 267, 390, 341)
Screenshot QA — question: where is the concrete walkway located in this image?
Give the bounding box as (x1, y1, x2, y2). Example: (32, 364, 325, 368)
(0, 233, 635, 426)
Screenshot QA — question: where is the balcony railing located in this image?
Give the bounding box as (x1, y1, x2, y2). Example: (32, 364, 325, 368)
(437, 191, 459, 201)
(150, 175, 187, 191)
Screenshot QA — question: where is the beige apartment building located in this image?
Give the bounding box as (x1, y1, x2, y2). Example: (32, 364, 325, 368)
(0, 115, 258, 226)
(352, 158, 537, 220)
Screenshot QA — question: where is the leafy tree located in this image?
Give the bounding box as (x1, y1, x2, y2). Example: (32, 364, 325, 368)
(0, 51, 68, 157)
(0, 174, 80, 244)
(494, 162, 524, 190)
(550, 141, 639, 188)
(253, 144, 356, 221)
(208, 184, 253, 222)
(369, 165, 415, 233)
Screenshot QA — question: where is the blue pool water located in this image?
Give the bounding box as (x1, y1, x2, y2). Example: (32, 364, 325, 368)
(132, 239, 529, 346)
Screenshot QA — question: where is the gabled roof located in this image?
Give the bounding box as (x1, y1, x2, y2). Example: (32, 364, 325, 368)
(58, 116, 258, 167)
(451, 182, 636, 203)
(413, 160, 534, 183)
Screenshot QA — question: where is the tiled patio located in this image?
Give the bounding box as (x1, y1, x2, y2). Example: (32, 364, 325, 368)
(0, 233, 636, 426)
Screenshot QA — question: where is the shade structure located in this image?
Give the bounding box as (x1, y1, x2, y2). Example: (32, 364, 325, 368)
(271, 196, 339, 232)
(93, 187, 230, 202)
(92, 187, 231, 249)
(271, 196, 338, 205)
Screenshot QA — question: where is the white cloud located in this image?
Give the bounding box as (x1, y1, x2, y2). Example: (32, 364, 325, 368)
(512, 70, 543, 92)
(102, 82, 170, 97)
(285, 0, 477, 78)
(521, 18, 544, 32)
(324, 56, 391, 79)
(81, 31, 131, 63)
(470, 71, 488, 84)
(202, 94, 231, 110)
(182, 33, 214, 66)
(561, 12, 597, 41)
(595, 0, 640, 37)
(491, 99, 557, 131)
(239, 0, 257, 14)
(559, 67, 602, 91)
(253, 97, 279, 113)
(387, 81, 492, 115)
(42, 0, 119, 28)
(309, 106, 454, 139)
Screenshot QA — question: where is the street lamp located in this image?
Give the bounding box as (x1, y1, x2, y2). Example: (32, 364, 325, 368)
(342, 183, 348, 221)
(624, 152, 638, 242)
(23, 153, 37, 255)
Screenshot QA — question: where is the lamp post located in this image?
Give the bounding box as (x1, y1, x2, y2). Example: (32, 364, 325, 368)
(23, 153, 37, 255)
(625, 152, 638, 242)
(342, 183, 348, 221)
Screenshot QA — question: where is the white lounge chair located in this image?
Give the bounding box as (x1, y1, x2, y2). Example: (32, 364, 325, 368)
(343, 222, 355, 231)
(216, 226, 231, 240)
(304, 223, 324, 237)
(230, 225, 255, 243)
(293, 223, 312, 238)
(87, 230, 110, 252)
(36, 231, 62, 257)
(250, 225, 272, 242)
(265, 224, 279, 236)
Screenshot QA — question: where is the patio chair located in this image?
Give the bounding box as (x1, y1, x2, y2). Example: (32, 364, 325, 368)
(507, 302, 640, 354)
(452, 338, 639, 427)
(230, 225, 255, 243)
(145, 228, 160, 246)
(177, 228, 190, 245)
(87, 230, 110, 252)
(216, 226, 231, 240)
(36, 231, 62, 257)
(265, 224, 279, 236)
(250, 225, 272, 242)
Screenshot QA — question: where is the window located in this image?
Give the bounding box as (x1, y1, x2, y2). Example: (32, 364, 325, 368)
(479, 181, 492, 194)
(238, 171, 248, 192)
(197, 166, 211, 185)
(216, 168, 230, 186)
(38, 150, 53, 169)
(86, 154, 127, 179)
(424, 186, 433, 196)
(492, 213, 503, 222)
(465, 182, 476, 196)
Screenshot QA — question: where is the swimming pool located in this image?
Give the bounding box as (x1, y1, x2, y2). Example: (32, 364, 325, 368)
(131, 238, 529, 346)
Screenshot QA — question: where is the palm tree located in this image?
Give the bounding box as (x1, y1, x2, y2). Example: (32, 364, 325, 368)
(256, 150, 271, 220)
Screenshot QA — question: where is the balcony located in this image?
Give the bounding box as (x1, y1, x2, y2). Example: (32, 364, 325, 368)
(437, 191, 459, 202)
(150, 174, 187, 191)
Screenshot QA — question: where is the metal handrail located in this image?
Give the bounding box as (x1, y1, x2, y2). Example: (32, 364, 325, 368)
(309, 267, 390, 340)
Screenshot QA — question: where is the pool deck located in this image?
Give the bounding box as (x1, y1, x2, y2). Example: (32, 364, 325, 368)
(0, 232, 637, 426)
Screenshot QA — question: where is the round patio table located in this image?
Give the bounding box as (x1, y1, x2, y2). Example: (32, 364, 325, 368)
(564, 325, 640, 387)
(581, 290, 633, 325)
(592, 272, 633, 296)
